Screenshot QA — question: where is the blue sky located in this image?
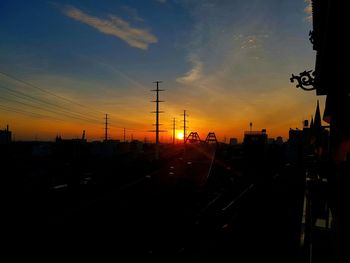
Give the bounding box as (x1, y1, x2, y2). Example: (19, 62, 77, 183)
(0, 0, 322, 141)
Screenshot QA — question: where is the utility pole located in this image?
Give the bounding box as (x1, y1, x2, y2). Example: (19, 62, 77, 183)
(173, 118, 176, 144)
(104, 114, 108, 141)
(123, 128, 126, 142)
(151, 81, 165, 160)
(183, 110, 188, 143)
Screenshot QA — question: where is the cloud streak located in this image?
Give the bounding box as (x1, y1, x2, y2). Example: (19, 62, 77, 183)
(176, 56, 203, 84)
(63, 6, 158, 50)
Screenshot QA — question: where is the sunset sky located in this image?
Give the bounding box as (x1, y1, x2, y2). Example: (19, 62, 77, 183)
(0, 0, 324, 142)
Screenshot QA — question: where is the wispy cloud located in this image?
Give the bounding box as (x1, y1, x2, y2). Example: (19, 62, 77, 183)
(62, 6, 158, 50)
(176, 55, 203, 84)
(304, 0, 312, 22)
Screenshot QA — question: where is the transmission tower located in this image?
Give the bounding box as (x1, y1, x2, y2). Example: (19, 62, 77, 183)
(172, 118, 176, 144)
(182, 110, 188, 144)
(151, 81, 165, 159)
(104, 113, 109, 141)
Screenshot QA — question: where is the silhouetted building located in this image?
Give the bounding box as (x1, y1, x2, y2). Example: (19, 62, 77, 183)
(304, 3, 350, 258)
(267, 138, 276, 144)
(130, 140, 143, 153)
(287, 102, 329, 164)
(55, 135, 88, 159)
(0, 125, 12, 145)
(32, 142, 53, 157)
(287, 128, 304, 164)
(229, 138, 238, 145)
(276, 136, 283, 145)
(118, 141, 130, 154)
(90, 140, 120, 157)
(243, 129, 268, 158)
(311, 0, 350, 162)
(309, 101, 329, 158)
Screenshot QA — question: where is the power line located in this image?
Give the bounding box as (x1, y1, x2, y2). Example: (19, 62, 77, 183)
(0, 84, 103, 122)
(0, 97, 104, 127)
(0, 71, 147, 137)
(108, 124, 145, 132)
(0, 71, 106, 116)
(0, 104, 137, 141)
(0, 93, 102, 125)
(0, 73, 146, 130)
(0, 71, 131, 125)
(0, 104, 62, 120)
(0, 85, 103, 124)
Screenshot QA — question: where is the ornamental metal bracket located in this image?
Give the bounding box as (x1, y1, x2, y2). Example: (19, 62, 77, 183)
(290, 70, 316, 91)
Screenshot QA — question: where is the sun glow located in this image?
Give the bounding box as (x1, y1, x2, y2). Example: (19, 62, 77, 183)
(177, 131, 184, 140)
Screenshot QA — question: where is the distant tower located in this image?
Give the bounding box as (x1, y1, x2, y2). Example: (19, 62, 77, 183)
(104, 114, 108, 141)
(249, 122, 253, 132)
(151, 81, 165, 160)
(183, 110, 188, 144)
(172, 118, 176, 145)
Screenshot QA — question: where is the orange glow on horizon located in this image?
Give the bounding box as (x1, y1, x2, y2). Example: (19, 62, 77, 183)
(0, 94, 326, 143)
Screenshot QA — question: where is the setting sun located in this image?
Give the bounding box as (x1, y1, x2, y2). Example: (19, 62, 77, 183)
(177, 131, 184, 140)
